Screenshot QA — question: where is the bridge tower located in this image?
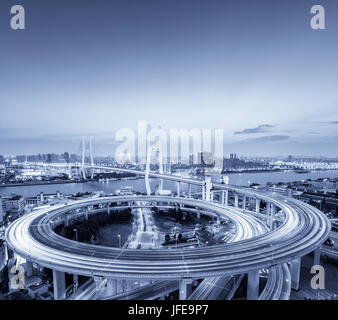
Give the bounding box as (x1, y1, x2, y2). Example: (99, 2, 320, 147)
(81, 137, 94, 179)
(145, 142, 164, 196)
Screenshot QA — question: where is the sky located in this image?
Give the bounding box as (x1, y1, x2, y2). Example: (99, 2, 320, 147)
(0, 0, 338, 157)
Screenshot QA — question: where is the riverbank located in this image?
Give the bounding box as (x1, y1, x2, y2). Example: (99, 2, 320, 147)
(0, 180, 84, 188)
(222, 168, 283, 174)
(0, 176, 141, 188)
(1, 170, 337, 198)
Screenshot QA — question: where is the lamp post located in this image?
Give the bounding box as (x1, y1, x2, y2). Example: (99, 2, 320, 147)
(73, 228, 79, 291)
(118, 234, 121, 248)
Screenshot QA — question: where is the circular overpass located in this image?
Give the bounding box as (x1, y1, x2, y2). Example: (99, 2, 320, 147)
(6, 191, 331, 280)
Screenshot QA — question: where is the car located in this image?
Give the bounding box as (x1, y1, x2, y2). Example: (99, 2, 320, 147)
(324, 238, 334, 248)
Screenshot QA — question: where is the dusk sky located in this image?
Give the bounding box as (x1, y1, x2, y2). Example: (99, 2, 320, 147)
(0, 0, 338, 157)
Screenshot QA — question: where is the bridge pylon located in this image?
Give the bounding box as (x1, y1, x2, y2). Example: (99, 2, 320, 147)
(145, 142, 164, 196)
(81, 137, 94, 179)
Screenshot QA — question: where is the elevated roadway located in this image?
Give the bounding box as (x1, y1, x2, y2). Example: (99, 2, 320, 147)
(6, 195, 330, 280)
(5, 164, 332, 299)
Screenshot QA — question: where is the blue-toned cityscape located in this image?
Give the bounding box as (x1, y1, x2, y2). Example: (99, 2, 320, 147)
(0, 0, 338, 303)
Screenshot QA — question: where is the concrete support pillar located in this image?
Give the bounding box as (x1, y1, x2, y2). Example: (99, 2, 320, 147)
(117, 279, 124, 294)
(65, 216, 69, 227)
(176, 182, 181, 197)
(271, 203, 276, 215)
(107, 204, 111, 215)
(288, 188, 293, 198)
(106, 279, 117, 296)
(271, 204, 277, 229)
(290, 258, 301, 291)
(73, 274, 78, 291)
(220, 191, 225, 204)
(197, 207, 201, 219)
(313, 248, 321, 266)
(255, 198, 261, 213)
(122, 279, 127, 292)
(188, 184, 192, 198)
(210, 191, 214, 202)
(179, 204, 183, 213)
(25, 261, 33, 277)
(205, 177, 212, 202)
(269, 207, 273, 230)
(269, 203, 276, 230)
(126, 280, 133, 292)
(92, 276, 103, 299)
(234, 194, 239, 208)
(216, 215, 220, 225)
(179, 279, 193, 300)
(202, 184, 206, 200)
(224, 190, 229, 205)
(246, 270, 260, 300)
(242, 196, 246, 210)
(53, 270, 66, 300)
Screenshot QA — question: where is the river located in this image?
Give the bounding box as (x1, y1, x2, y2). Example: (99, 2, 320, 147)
(0, 170, 337, 198)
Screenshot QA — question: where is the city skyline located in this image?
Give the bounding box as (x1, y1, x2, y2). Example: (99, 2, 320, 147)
(1, 0, 338, 156)
(0, 1, 338, 303)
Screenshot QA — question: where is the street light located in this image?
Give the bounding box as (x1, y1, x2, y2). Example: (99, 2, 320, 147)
(118, 234, 121, 248)
(73, 229, 78, 242)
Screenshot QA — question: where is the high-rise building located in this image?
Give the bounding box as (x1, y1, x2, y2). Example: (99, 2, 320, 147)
(70, 154, 78, 163)
(2, 195, 25, 216)
(189, 154, 194, 166)
(63, 152, 70, 163)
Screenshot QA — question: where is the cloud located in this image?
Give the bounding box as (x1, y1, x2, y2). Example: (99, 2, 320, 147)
(234, 124, 274, 135)
(245, 135, 290, 143)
